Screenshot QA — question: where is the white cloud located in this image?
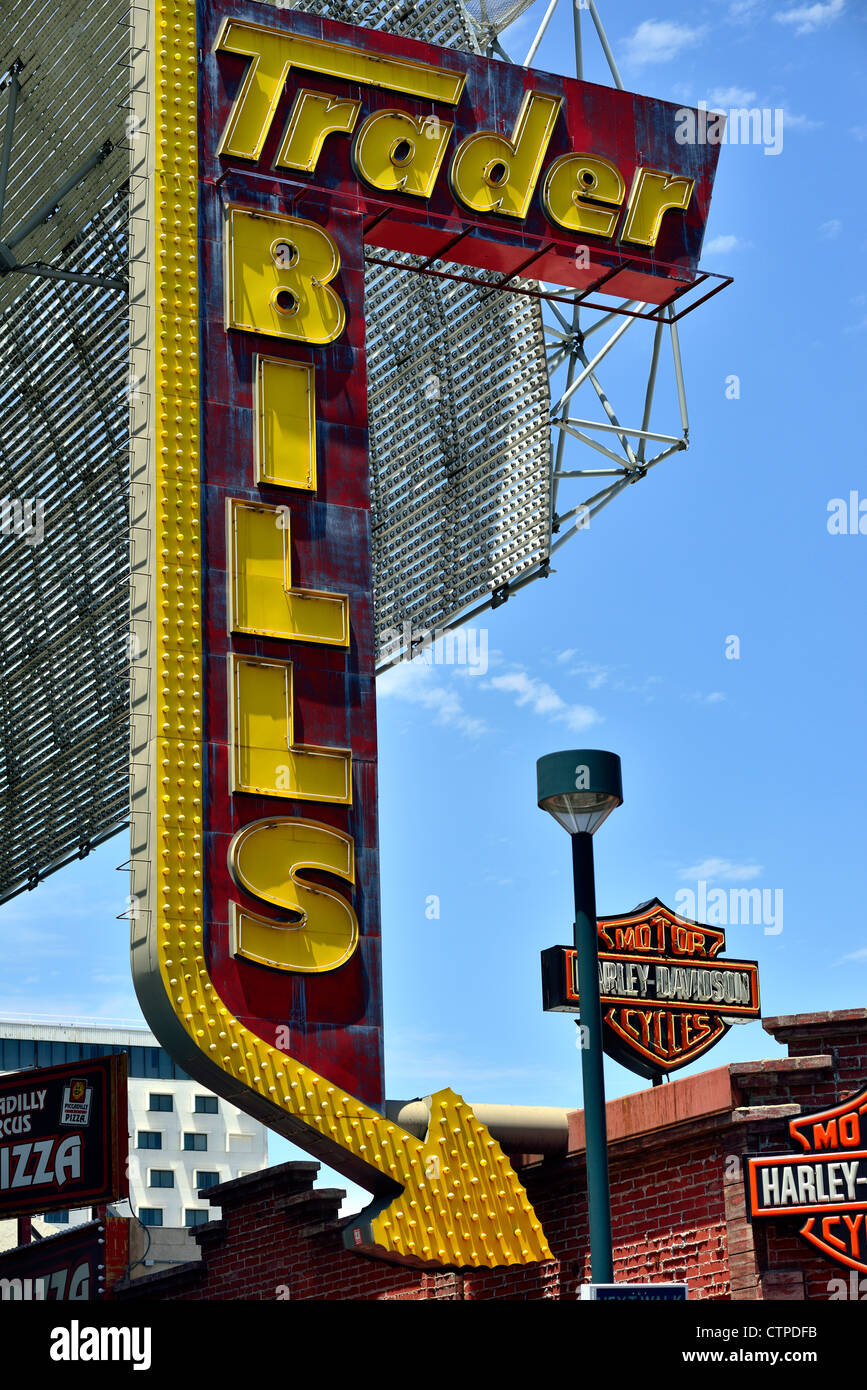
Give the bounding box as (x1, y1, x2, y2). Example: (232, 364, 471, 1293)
(377, 660, 488, 738)
(378, 660, 602, 738)
(485, 670, 602, 732)
(819, 218, 842, 239)
(678, 858, 764, 882)
(621, 19, 707, 66)
(685, 690, 726, 704)
(709, 87, 758, 108)
(783, 110, 822, 131)
(567, 659, 612, 690)
(728, 0, 763, 19)
(835, 947, 867, 965)
(704, 234, 747, 255)
(775, 0, 844, 35)
(556, 648, 577, 664)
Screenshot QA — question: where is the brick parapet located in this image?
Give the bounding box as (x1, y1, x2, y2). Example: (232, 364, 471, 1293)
(114, 1008, 867, 1301)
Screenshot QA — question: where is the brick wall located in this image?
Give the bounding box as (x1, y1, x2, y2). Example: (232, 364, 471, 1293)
(115, 1008, 867, 1302)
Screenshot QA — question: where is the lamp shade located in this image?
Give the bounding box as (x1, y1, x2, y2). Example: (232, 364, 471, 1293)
(536, 750, 623, 835)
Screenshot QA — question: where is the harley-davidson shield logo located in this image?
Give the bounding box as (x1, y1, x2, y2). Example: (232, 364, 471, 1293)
(541, 898, 761, 1080)
(745, 1084, 867, 1273)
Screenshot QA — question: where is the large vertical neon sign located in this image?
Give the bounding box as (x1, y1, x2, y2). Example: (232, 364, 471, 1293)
(130, 0, 717, 1266)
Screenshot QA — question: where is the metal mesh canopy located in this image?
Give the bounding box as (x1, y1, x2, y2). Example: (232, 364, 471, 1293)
(0, 0, 130, 288)
(0, 0, 552, 902)
(462, 0, 538, 41)
(366, 251, 550, 642)
(0, 193, 130, 897)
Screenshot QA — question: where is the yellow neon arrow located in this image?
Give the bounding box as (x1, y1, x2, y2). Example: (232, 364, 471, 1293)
(154, 903, 551, 1265)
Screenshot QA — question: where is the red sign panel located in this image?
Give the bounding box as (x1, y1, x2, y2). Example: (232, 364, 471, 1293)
(194, 10, 721, 1111)
(0, 1057, 127, 1219)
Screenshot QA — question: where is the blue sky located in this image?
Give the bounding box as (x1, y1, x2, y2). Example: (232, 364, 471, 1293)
(2, 0, 865, 1209)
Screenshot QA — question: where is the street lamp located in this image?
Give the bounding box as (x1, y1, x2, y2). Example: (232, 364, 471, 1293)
(537, 749, 623, 1286)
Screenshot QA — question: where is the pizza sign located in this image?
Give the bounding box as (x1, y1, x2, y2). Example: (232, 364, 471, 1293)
(542, 898, 760, 1078)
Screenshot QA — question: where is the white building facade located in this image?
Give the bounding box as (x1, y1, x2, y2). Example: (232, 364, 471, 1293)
(0, 1018, 268, 1245)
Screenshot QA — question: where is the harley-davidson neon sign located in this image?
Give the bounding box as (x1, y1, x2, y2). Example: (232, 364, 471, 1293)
(542, 899, 760, 1078)
(745, 1085, 867, 1274)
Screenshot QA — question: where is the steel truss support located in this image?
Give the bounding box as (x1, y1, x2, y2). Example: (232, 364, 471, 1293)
(0, 64, 124, 291)
(438, 0, 712, 624)
(372, 0, 722, 672)
(546, 300, 691, 536)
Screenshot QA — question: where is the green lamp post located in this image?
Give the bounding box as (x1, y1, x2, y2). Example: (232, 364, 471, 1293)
(537, 749, 623, 1285)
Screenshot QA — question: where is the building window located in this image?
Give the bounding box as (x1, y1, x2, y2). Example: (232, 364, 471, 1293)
(194, 1095, 218, 1114)
(183, 1132, 207, 1152)
(42, 1210, 69, 1225)
(148, 1093, 173, 1112)
(185, 1209, 209, 1228)
(196, 1171, 220, 1191)
(138, 1132, 162, 1150)
(149, 1169, 175, 1188)
(139, 1208, 163, 1227)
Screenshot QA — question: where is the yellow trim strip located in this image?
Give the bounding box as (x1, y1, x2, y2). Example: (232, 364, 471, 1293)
(146, 0, 551, 1268)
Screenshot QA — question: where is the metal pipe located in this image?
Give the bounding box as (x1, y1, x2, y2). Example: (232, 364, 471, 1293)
(553, 312, 638, 412)
(585, 0, 624, 89)
(555, 468, 628, 479)
(637, 317, 665, 462)
(565, 416, 680, 446)
(581, 302, 640, 339)
(557, 473, 627, 523)
(523, 0, 559, 66)
(640, 439, 687, 470)
(385, 1099, 569, 1155)
(577, 357, 638, 467)
(0, 68, 21, 238)
(555, 422, 637, 469)
(15, 262, 126, 292)
(571, 829, 613, 1282)
(572, 0, 583, 79)
(549, 475, 631, 548)
(551, 345, 579, 515)
(669, 305, 689, 436)
(546, 343, 572, 373)
(6, 140, 113, 250)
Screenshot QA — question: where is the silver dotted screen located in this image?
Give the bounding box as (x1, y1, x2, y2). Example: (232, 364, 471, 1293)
(0, 0, 551, 902)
